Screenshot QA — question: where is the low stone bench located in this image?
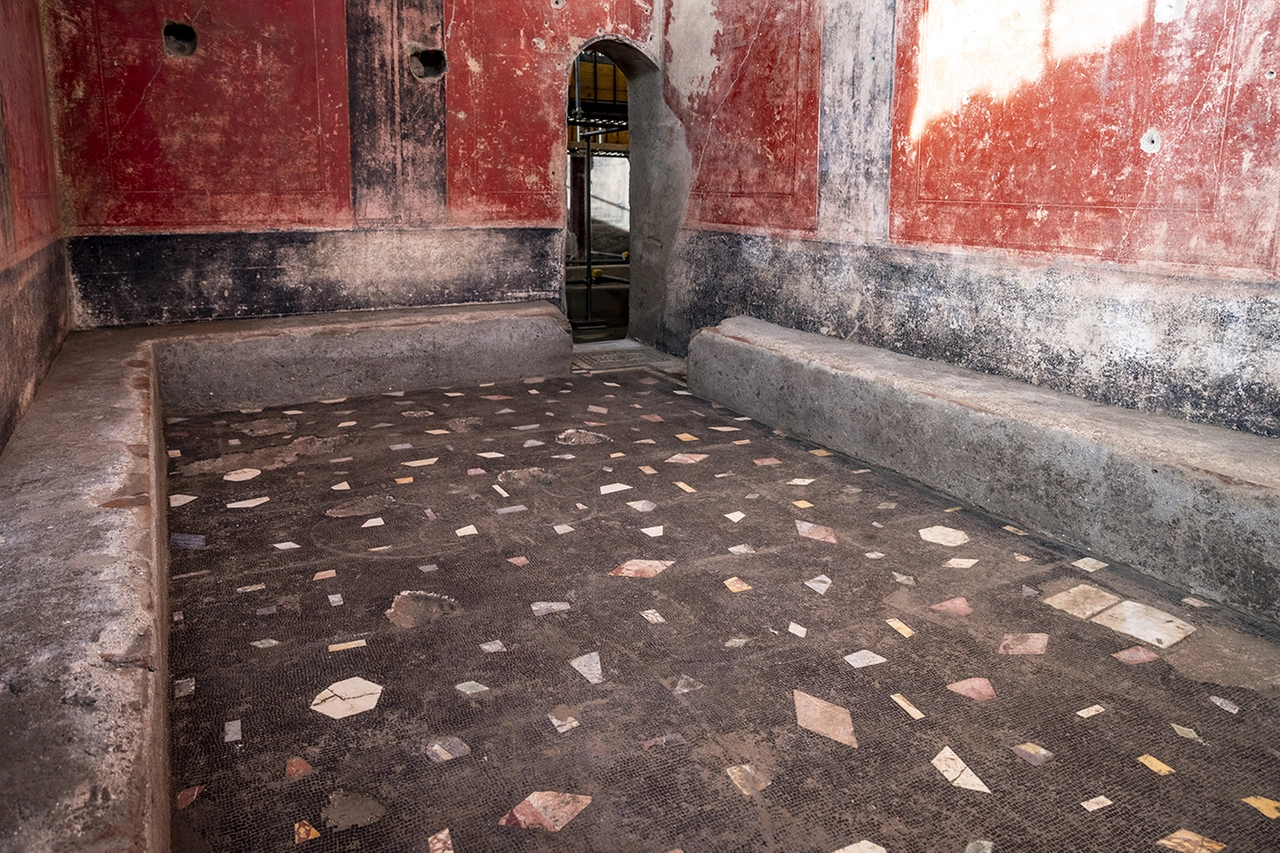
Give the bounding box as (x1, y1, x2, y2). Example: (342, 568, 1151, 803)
(688, 316, 1280, 624)
(0, 302, 570, 851)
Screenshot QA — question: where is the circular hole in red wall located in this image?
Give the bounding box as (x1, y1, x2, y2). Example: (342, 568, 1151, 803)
(163, 21, 198, 57)
(408, 48, 447, 79)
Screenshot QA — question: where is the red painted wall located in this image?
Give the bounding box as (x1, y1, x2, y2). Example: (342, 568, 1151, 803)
(0, 0, 61, 263)
(891, 0, 1280, 272)
(45, 0, 353, 232)
(665, 0, 822, 235)
(441, 0, 654, 226)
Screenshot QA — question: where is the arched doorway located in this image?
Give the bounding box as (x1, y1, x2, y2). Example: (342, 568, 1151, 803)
(561, 39, 687, 349)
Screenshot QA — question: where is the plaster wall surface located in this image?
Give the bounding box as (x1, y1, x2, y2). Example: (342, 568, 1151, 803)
(0, 0, 69, 453)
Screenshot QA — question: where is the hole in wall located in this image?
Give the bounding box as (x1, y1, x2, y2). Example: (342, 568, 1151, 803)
(163, 21, 198, 57)
(1140, 128, 1162, 154)
(1267, 70, 1276, 80)
(407, 46, 447, 79)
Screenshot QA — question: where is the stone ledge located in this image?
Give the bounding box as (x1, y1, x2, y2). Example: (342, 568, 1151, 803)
(688, 316, 1280, 623)
(0, 302, 571, 851)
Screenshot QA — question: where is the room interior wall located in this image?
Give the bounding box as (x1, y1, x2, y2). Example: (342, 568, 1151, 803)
(0, 0, 69, 454)
(655, 0, 1280, 438)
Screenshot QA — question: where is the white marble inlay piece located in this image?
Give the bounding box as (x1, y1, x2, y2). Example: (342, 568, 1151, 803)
(1090, 600, 1196, 648)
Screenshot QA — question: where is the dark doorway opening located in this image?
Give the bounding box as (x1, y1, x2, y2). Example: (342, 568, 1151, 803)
(565, 49, 630, 343)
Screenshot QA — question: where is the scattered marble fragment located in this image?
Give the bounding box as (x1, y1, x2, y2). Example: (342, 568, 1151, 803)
(328, 640, 366, 652)
(361, 517, 384, 528)
(455, 681, 490, 696)
(1077, 704, 1106, 718)
(1021, 584, 1039, 596)
(532, 601, 571, 615)
(810, 449, 832, 457)
(944, 558, 979, 568)
(402, 458, 439, 467)
(948, 677, 996, 701)
(754, 457, 782, 466)
(725, 764, 771, 795)
(554, 524, 574, 534)
(600, 483, 632, 494)
(389, 442, 413, 451)
(641, 526, 664, 537)
(477, 451, 505, 459)
(1182, 597, 1213, 608)
(1091, 601, 1196, 648)
(523, 439, 545, 448)
(789, 622, 807, 638)
(1243, 796, 1280, 819)
(832, 842, 887, 853)
(794, 690, 857, 747)
(890, 693, 924, 720)
(236, 583, 266, 593)
(227, 497, 270, 509)
(286, 757, 312, 778)
(641, 609, 666, 624)
(419, 563, 439, 573)
(557, 429, 609, 445)
(876, 501, 897, 510)
(1209, 695, 1240, 714)
(932, 747, 990, 792)
(426, 736, 471, 763)
(725, 511, 746, 523)
(999, 633, 1049, 655)
(250, 639, 280, 649)
(932, 597, 973, 616)
(507, 556, 529, 567)
(570, 652, 604, 683)
(628, 499, 657, 512)
(1003, 525, 1028, 535)
(1172, 723, 1206, 744)
(892, 572, 916, 586)
(1012, 743, 1054, 766)
(174, 678, 195, 698)
(294, 820, 321, 842)
(886, 618, 915, 638)
(643, 733, 687, 748)
(724, 576, 753, 592)
(1155, 830, 1225, 851)
(733, 439, 751, 445)
(788, 478, 815, 485)
(710, 426, 741, 432)
(224, 720, 242, 743)
(455, 525, 478, 537)
(172, 610, 184, 622)
(611, 559, 674, 578)
(169, 494, 198, 507)
(675, 433, 699, 442)
(1042, 584, 1122, 619)
(467, 468, 486, 476)
(864, 551, 885, 559)
(1081, 795, 1112, 812)
(724, 638, 749, 648)
(1138, 754, 1175, 775)
(796, 520, 837, 543)
(793, 500, 815, 508)
(918, 526, 970, 546)
(549, 711, 579, 733)
(170, 533, 206, 550)
(674, 481, 696, 492)
(729, 544, 756, 554)
(331, 481, 350, 491)
(844, 650, 887, 669)
(480, 640, 506, 653)
(313, 569, 336, 580)
(672, 674, 704, 695)
(499, 791, 592, 831)
(665, 453, 708, 464)
(1073, 557, 1108, 572)
(1113, 645, 1160, 664)
(176, 785, 203, 809)
(223, 467, 261, 482)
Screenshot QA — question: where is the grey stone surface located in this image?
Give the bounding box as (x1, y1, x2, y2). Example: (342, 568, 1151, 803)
(688, 316, 1280, 622)
(0, 302, 571, 851)
(0, 240, 70, 453)
(662, 232, 1280, 438)
(153, 301, 573, 414)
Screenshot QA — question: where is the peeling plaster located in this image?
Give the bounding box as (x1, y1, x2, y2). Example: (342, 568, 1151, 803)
(665, 0, 723, 105)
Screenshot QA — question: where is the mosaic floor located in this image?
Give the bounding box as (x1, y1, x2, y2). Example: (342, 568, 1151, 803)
(165, 366, 1280, 852)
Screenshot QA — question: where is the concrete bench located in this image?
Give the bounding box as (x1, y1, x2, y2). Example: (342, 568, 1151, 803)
(688, 316, 1280, 624)
(0, 302, 570, 851)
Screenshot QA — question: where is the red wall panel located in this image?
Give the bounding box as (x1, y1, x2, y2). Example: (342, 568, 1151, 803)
(47, 0, 352, 232)
(891, 0, 1280, 271)
(442, 0, 653, 225)
(665, 0, 822, 235)
(0, 0, 61, 262)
